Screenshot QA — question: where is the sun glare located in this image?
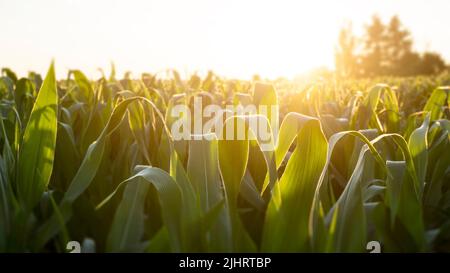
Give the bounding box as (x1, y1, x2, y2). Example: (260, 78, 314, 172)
(1, 0, 450, 79)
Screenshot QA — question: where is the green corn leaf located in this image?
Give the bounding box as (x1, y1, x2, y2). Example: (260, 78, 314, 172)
(17, 62, 58, 210)
(385, 160, 406, 225)
(71, 70, 94, 103)
(187, 136, 232, 251)
(423, 87, 449, 121)
(408, 113, 430, 197)
(350, 84, 399, 133)
(99, 167, 183, 252)
(106, 178, 150, 252)
(262, 114, 327, 252)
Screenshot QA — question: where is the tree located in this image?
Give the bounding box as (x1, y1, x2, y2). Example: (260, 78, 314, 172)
(361, 15, 386, 77)
(384, 15, 415, 75)
(335, 23, 359, 78)
(418, 52, 447, 75)
(397, 51, 421, 76)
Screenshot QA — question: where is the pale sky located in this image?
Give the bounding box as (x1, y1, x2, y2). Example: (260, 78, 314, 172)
(1, 0, 449, 79)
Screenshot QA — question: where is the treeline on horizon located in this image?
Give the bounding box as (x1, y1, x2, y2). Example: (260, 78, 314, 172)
(334, 15, 449, 79)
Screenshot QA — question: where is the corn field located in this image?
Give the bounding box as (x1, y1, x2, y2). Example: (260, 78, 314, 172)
(0, 63, 449, 253)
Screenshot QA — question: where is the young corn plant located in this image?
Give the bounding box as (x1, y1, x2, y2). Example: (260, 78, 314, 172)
(0, 63, 449, 253)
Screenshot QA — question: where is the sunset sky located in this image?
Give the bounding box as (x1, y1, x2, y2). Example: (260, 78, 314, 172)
(1, 0, 449, 79)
